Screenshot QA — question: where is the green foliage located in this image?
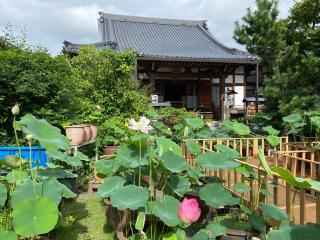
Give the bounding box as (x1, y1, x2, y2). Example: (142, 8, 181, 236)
(153, 195, 181, 227)
(234, 0, 286, 72)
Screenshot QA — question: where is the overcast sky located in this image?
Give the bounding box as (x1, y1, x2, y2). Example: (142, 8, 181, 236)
(0, 0, 294, 55)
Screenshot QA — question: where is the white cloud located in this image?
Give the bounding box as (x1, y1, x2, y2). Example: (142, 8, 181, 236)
(0, 0, 294, 55)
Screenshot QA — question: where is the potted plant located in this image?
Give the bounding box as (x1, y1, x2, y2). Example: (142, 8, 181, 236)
(97, 117, 129, 156)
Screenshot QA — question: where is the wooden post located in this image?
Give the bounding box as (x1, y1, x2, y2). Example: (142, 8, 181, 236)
(253, 138, 258, 157)
(300, 189, 305, 224)
(255, 63, 259, 113)
(317, 192, 320, 224)
(286, 184, 292, 219)
(273, 175, 279, 206)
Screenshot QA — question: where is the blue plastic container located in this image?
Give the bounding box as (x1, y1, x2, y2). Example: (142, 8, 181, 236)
(0, 146, 47, 167)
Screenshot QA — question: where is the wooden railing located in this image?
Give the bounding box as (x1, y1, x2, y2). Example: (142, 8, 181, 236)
(185, 136, 288, 158)
(181, 139, 320, 224)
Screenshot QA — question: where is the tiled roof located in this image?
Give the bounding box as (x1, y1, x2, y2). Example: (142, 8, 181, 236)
(63, 13, 259, 63)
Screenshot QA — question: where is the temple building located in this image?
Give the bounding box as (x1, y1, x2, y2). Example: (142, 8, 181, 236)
(63, 12, 261, 119)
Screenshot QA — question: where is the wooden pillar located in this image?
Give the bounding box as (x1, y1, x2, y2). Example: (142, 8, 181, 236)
(255, 63, 259, 113)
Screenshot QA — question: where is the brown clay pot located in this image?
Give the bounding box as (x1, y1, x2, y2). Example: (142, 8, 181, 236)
(65, 125, 84, 145)
(90, 124, 98, 140)
(220, 229, 252, 240)
(82, 125, 92, 142)
(103, 145, 118, 155)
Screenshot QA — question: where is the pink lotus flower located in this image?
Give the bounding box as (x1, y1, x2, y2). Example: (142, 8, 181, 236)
(178, 198, 201, 224)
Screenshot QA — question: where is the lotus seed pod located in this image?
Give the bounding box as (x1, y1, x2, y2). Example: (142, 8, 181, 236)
(11, 104, 20, 115)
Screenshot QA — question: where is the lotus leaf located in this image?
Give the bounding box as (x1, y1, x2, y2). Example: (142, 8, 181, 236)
(214, 144, 241, 159)
(232, 122, 250, 136)
(97, 176, 125, 198)
(0, 228, 17, 240)
(167, 175, 191, 196)
(258, 147, 272, 176)
(161, 151, 187, 173)
(153, 195, 181, 227)
(266, 135, 280, 147)
(267, 222, 320, 240)
(185, 140, 201, 155)
(185, 118, 204, 130)
(199, 184, 240, 208)
(6, 170, 29, 184)
(0, 155, 28, 169)
(0, 183, 7, 208)
(17, 114, 69, 151)
(259, 203, 288, 222)
(263, 126, 280, 136)
(12, 197, 58, 237)
(195, 152, 240, 170)
(156, 137, 182, 156)
(11, 179, 63, 208)
(110, 185, 149, 210)
(233, 182, 251, 193)
(195, 129, 212, 139)
(116, 144, 150, 168)
(271, 166, 311, 189)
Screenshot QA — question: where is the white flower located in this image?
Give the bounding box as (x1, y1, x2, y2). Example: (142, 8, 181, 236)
(11, 104, 20, 115)
(128, 116, 153, 134)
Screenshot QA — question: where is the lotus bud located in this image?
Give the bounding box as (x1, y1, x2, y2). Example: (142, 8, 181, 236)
(26, 134, 33, 146)
(178, 197, 201, 224)
(11, 104, 20, 115)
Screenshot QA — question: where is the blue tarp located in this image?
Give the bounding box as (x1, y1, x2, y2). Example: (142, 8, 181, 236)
(0, 146, 47, 167)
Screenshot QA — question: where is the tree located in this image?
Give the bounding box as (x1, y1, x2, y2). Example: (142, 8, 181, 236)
(234, 0, 286, 73)
(263, 0, 320, 116)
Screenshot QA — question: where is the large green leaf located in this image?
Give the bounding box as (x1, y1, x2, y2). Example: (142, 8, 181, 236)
(192, 223, 227, 240)
(11, 179, 63, 208)
(0, 228, 17, 240)
(161, 151, 187, 173)
(271, 166, 311, 189)
(214, 144, 241, 159)
(6, 170, 29, 184)
(38, 168, 76, 179)
(249, 213, 266, 232)
(232, 122, 250, 136)
(153, 195, 181, 227)
(258, 147, 272, 176)
(206, 223, 227, 238)
(263, 126, 280, 136)
(95, 159, 114, 176)
(167, 175, 191, 197)
(185, 118, 204, 130)
(116, 144, 150, 168)
(233, 182, 251, 193)
(47, 150, 82, 167)
(259, 203, 288, 222)
(156, 137, 182, 156)
(195, 130, 212, 139)
(267, 222, 320, 240)
(185, 140, 202, 155)
(17, 114, 70, 151)
(199, 184, 240, 208)
(282, 113, 302, 124)
(195, 152, 240, 170)
(12, 197, 58, 237)
(110, 185, 149, 210)
(0, 155, 28, 169)
(97, 176, 125, 198)
(266, 135, 280, 147)
(192, 229, 212, 240)
(0, 183, 7, 208)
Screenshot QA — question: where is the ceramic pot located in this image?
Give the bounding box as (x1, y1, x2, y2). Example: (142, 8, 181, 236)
(65, 125, 84, 145)
(82, 125, 92, 142)
(90, 124, 98, 140)
(103, 145, 118, 155)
